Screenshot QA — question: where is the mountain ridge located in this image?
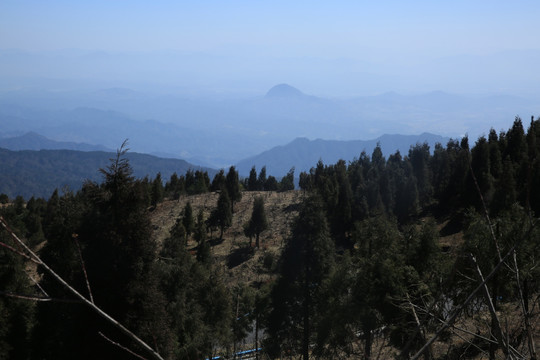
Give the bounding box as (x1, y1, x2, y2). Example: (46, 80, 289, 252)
(235, 132, 451, 177)
(0, 131, 112, 152)
(0, 147, 217, 199)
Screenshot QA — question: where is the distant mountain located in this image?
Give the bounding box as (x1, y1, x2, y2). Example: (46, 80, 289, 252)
(0, 132, 111, 152)
(1, 85, 537, 168)
(0, 148, 217, 199)
(236, 133, 450, 177)
(265, 84, 305, 98)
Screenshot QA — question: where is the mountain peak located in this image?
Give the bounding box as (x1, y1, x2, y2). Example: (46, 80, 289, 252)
(265, 84, 304, 98)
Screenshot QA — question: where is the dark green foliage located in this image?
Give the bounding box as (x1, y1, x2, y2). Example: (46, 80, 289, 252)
(231, 285, 255, 352)
(298, 171, 312, 192)
(279, 167, 295, 191)
(158, 212, 233, 359)
(151, 172, 164, 206)
(209, 190, 233, 241)
(0, 147, 214, 199)
(225, 166, 242, 212)
(264, 175, 279, 191)
(78, 145, 173, 359)
(3, 118, 540, 359)
(211, 169, 226, 192)
(258, 166, 268, 190)
(0, 230, 35, 360)
(164, 172, 184, 199)
(181, 201, 194, 239)
(266, 196, 334, 359)
(0, 194, 8, 204)
(409, 142, 433, 206)
(186, 170, 211, 195)
(245, 196, 268, 248)
(247, 166, 259, 191)
(194, 209, 211, 264)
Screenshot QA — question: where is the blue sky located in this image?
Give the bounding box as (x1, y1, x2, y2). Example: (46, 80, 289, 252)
(1, 1, 540, 96)
(2, 1, 539, 57)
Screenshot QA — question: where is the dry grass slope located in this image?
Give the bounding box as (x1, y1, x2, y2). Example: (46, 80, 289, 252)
(150, 190, 306, 287)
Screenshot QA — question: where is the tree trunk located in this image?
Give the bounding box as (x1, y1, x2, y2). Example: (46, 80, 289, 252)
(364, 328, 372, 360)
(255, 312, 259, 360)
(256, 233, 260, 248)
(303, 278, 310, 360)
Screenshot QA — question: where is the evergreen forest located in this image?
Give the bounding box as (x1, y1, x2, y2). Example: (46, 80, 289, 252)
(1, 117, 540, 359)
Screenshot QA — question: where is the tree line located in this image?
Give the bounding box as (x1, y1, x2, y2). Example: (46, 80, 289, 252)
(1, 117, 540, 359)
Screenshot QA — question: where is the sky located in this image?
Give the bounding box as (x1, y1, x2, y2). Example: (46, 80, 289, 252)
(1, 1, 540, 96)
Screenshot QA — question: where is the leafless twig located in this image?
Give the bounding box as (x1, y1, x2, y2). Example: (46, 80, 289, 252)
(99, 332, 148, 360)
(0, 290, 81, 303)
(72, 233, 94, 303)
(0, 216, 165, 360)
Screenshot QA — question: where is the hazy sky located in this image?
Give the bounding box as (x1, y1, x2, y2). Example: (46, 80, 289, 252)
(2, 1, 540, 96)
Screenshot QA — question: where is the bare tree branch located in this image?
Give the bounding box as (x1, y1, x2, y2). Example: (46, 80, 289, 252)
(0, 290, 81, 303)
(26, 271, 49, 297)
(470, 253, 509, 357)
(410, 219, 536, 360)
(72, 233, 94, 303)
(0, 239, 40, 264)
(0, 216, 165, 360)
(512, 250, 537, 359)
(468, 159, 502, 262)
(99, 332, 148, 360)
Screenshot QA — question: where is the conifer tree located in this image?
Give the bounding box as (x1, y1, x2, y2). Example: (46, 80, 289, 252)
(248, 196, 268, 248)
(279, 167, 295, 191)
(182, 201, 195, 239)
(0, 229, 35, 360)
(77, 143, 172, 359)
(258, 166, 267, 191)
(209, 190, 232, 241)
(266, 196, 334, 360)
(226, 166, 242, 212)
(248, 166, 258, 191)
(194, 209, 210, 263)
(211, 169, 226, 192)
(151, 172, 164, 206)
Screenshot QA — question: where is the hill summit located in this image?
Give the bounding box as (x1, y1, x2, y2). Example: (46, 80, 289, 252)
(265, 83, 304, 98)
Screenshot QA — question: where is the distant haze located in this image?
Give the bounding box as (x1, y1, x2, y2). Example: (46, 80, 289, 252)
(1, 1, 539, 168)
(1, 2, 540, 97)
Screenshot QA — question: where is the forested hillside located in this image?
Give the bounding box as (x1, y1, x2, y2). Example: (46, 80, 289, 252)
(1, 117, 540, 359)
(235, 132, 449, 177)
(0, 147, 216, 199)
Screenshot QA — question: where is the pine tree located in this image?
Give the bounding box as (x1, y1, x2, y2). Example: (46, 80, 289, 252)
(266, 196, 334, 360)
(0, 228, 35, 360)
(76, 143, 173, 358)
(279, 167, 295, 191)
(194, 210, 210, 263)
(211, 169, 226, 192)
(248, 166, 258, 191)
(248, 196, 268, 248)
(226, 166, 242, 212)
(151, 172, 164, 206)
(209, 190, 232, 241)
(258, 166, 267, 191)
(182, 201, 195, 239)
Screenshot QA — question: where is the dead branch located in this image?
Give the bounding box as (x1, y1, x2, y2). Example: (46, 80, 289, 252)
(99, 332, 148, 360)
(73, 233, 94, 303)
(470, 253, 509, 356)
(0, 239, 40, 264)
(512, 250, 537, 359)
(26, 271, 49, 297)
(468, 159, 502, 262)
(0, 216, 165, 360)
(410, 219, 536, 360)
(0, 290, 81, 303)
